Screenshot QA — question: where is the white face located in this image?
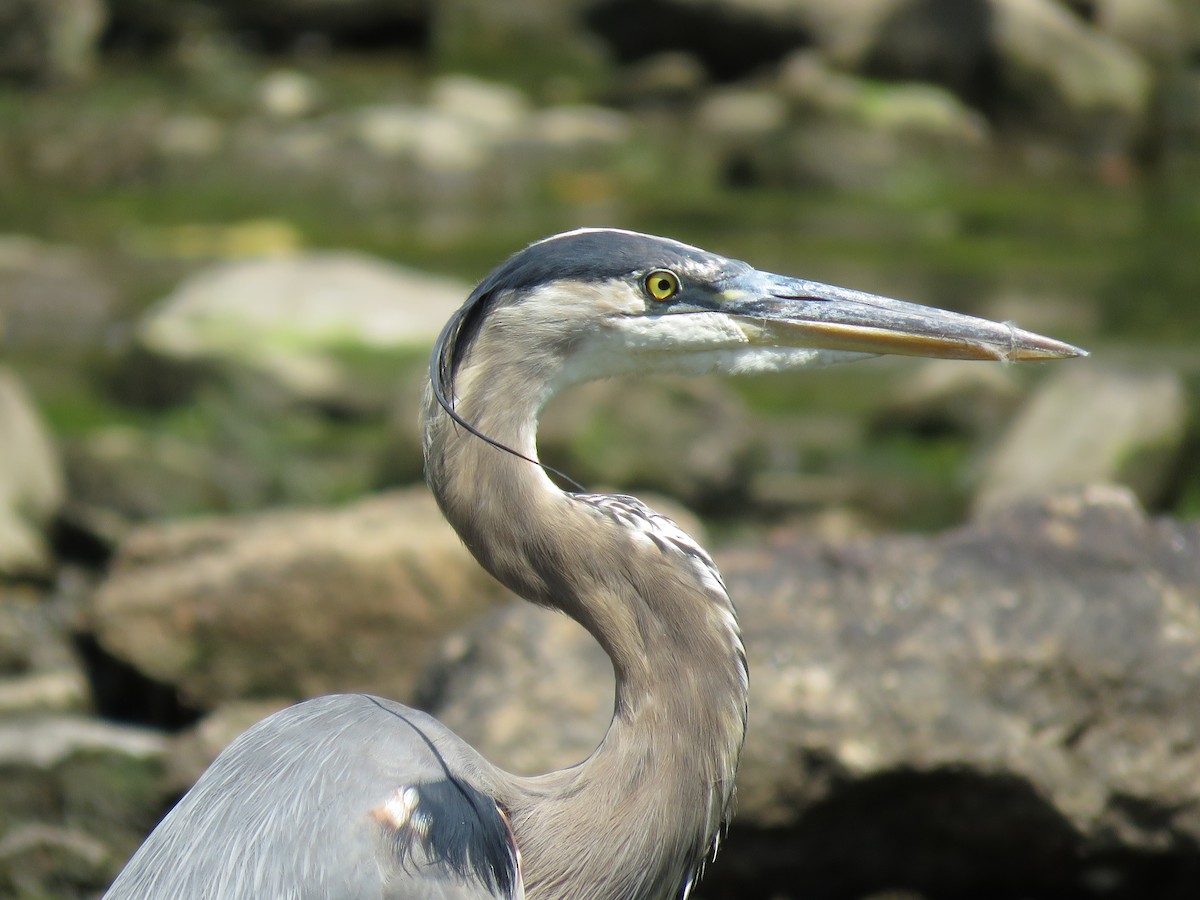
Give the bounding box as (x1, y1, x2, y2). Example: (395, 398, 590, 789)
(594, 310, 871, 379)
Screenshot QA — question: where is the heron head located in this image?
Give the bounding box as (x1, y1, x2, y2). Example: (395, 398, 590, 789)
(432, 227, 1085, 410)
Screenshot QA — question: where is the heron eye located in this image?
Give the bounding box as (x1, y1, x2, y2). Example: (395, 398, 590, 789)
(644, 269, 681, 302)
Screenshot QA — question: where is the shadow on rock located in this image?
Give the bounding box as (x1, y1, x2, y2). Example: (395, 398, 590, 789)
(706, 765, 1200, 900)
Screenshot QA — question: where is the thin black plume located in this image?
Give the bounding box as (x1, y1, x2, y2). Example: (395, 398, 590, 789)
(429, 280, 584, 493)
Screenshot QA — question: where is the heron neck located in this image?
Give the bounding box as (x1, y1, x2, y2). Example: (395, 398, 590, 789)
(424, 371, 747, 900)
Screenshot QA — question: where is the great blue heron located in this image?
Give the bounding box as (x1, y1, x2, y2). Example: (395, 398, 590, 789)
(104, 228, 1083, 899)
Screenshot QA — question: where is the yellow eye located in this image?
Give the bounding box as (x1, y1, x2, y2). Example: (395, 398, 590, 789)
(644, 269, 681, 302)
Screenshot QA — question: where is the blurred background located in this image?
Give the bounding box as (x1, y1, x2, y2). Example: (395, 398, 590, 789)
(1, 0, 1199, 897)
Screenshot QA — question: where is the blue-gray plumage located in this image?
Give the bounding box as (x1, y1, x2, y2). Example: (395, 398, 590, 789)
(104, 228, 1083, 900)
(107, 695, 519, 898)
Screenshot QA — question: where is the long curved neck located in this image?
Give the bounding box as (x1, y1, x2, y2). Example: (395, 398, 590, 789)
(424, 354, 748, 900)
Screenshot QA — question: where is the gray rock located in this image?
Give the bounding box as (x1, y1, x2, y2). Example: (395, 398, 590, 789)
(877, 358, 1024, 438)
(613, 51, 708, 107)
(0, 582, 81, 679)
(0, 670, 88, 716)
(353, 75, 531, 174)
(153, 113, 225, 161)
(87, 488, 515, 710)
(430, 75, 530, 139)
(854, 0, 993, 95)
(0, 716, 167, 892)
(0, 368, 65, 576)
(695, 86, 789, 142)
(973, 363, 1189, 516)
(992, 0, 1152, 133)
(524, 104, 632, 151)
(132, 251, 469, 410)
(417, 608, 609, 775)
(740, 51, 989, 190)
(0, 0, 106, 83)
(0, 714, 164, 772)
(0, 587, 38, 674)
(257, 69, 322, 120)
(418, 486, 1200, 896)
(539, 376, 759, 510)
(351, 103, 449, 161)
(0, 823, 112, 899)
(1091, 0, 1187, 66)
(64, 426, 266, 525)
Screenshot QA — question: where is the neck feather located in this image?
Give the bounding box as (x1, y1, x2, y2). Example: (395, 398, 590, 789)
(423, 348, 748, 900)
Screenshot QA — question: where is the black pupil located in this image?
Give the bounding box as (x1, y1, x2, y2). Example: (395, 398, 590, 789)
(656, 278, 671, 294)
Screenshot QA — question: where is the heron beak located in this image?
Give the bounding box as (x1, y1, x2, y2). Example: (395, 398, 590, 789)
(721, 272, 1087, 362)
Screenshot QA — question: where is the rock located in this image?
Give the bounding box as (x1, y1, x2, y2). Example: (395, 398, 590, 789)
(140, 251, 465, 354)
(0, 0, 106, 83)
(418, 486, 1200, 897)
(0, 824, 112, 899)
(430, 74, 530, 137)
(257, 68, 322, 120)
(64, 427, 244, 525)
(525, 104, 632, 150)
(876, 358, 1024, 437)
(696, 86, 790, 142)
(0, 582, 80, 678)
(789, 85, 987, 191)
(857, 0, 994, 101)
(352, 76, 535, 182)
(153, 113, 225, 161)
(992, 0, 1152, 133)
(0, 368, 65, 576)
(0, 235, 117, 348)
(613, 51, 708, 107)
(1091, 0, 1187, 67)
(0, 670, 88, 716)
(0, 716, 167, 890)
(353, 103, 449, 161)
(377, 359, 441, 488)
(0, 715, 165, 771)
(539, 377, 759, 511)
(87, 488, 515, 711)
(736, 51, 988, 191)
(0, 588, 37, 674)
(973, 363, 1189, 515)
(416, 608, 609, 774)
(131, 251, 469, 411)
